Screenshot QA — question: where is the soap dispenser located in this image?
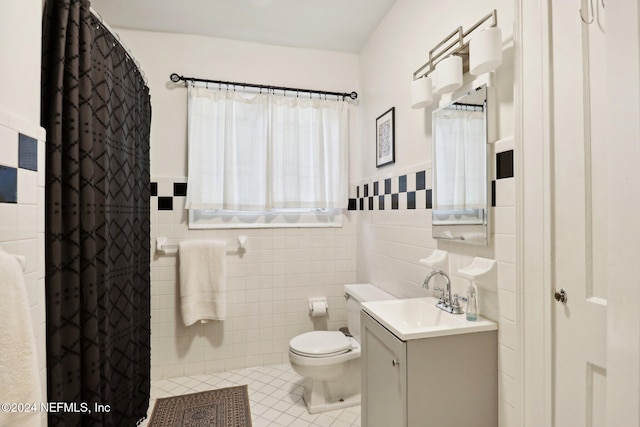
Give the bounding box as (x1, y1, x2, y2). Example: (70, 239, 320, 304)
(466, 283, 478, 321)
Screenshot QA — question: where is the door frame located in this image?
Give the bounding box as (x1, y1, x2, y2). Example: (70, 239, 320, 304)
(603, 1, 640, 425)
(515, 0, 554, 425)
(516, 0, 640, 426)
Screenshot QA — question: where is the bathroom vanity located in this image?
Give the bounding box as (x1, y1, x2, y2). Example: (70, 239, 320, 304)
(361, 298, 497, 427)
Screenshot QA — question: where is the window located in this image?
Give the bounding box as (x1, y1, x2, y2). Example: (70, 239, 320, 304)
(186, 86, 349, 229)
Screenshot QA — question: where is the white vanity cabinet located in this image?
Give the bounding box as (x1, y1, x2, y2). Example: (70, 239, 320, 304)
(361, 310, 498, 427)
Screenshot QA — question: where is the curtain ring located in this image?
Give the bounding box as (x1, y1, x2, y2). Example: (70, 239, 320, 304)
(94, 10, 104, 29)
(580, 0, 594, 24)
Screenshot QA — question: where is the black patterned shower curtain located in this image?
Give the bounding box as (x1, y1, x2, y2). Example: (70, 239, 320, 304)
(41, 0, 151, 425)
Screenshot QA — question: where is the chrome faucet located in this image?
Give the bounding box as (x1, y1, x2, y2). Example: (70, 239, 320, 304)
(422, 269, 464, 314)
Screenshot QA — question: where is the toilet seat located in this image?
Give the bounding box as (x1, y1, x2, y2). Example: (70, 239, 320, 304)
(289, 331, 352, 358)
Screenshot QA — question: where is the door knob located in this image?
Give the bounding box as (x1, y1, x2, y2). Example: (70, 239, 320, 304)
(392, 359, 400, 367)
(554, 288, 567, 304)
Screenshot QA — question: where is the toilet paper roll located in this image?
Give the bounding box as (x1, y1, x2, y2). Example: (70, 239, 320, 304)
(310, 301, 327, 317)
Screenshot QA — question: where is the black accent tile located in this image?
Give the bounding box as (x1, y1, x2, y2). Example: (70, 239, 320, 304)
(399, 175, 407, 193)
(364, 184, 369, 197)
(491, 180, 496, 207)
(368, 196, 374, 210)
(0, 166, 17, 203)
(373, 181, 379, 196)
(385, 178, 392, 194)
(348, 198, 357, 210)
(356, 186, 360, 198)
(378, 195, 385, 210)
(359, 198, 364, 211)
(391, 193, 399, 210)
(426, 189, 433, 209)
(18, 134, 38, 171)
(174, 182, 187, 196)
(416, 171, 426, 190)
(497, 150, 514, 179)
(150, 182, 158, 196)
(407, 191, 416, 209)
(158, 196, 173, 210)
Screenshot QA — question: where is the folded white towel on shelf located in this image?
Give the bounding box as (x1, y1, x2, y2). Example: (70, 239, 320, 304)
(179, 240, 227, 326)
(0, 247, 42, 427)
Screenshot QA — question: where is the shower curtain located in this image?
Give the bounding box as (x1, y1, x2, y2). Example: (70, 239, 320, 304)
(41, 0, 151, 425)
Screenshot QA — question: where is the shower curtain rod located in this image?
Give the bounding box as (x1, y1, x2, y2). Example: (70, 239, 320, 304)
(170, 73, 358, 100)
(450, 102, 485, 109)
(90, 7, 147, 84)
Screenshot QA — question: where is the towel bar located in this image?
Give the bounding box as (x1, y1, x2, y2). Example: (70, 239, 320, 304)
(156, 236, 247, 255)
(155, 237, 179, 255)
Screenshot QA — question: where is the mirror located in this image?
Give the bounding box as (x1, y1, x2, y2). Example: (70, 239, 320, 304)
(431, 85, 488, 245)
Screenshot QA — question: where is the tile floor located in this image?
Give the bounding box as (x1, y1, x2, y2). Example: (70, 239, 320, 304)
(141, 363, 361, 427)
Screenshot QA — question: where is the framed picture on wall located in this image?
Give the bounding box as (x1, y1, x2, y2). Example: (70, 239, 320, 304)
(376, 107, 395, 167)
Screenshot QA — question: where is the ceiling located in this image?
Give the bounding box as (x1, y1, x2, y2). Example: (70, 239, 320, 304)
(90, 0, 397, 53)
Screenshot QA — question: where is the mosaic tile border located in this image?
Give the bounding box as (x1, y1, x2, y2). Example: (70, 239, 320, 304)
(149, 149, 514, 213)
(0, 132, 38, 204)
(150, 181, 187, 211)
(349, 170, 432, 211)
(350, 149, 514, 212)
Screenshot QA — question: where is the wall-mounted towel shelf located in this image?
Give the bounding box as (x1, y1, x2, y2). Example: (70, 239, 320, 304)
(419, 250, 449, 271)
(457, 257, 496, 286)
(156, 236, 247, 256)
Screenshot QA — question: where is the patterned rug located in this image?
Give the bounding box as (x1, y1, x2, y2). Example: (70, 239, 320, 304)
(148, 385, 252, 426)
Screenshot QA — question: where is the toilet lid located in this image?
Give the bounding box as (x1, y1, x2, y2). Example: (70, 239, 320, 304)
(289, 331, 352, 357)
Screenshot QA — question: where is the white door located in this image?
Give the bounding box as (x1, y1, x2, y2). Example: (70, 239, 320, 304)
(551, 0, 608, 425)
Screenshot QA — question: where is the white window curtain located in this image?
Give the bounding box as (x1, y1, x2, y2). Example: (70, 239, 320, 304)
(433, 109, 486, 210)
(186, 85, 349, 212)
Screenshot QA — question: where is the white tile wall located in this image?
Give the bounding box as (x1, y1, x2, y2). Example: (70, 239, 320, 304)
(150, 177, 357, 380)
(0, 113, 47, 427)
(355, 139, 517, 427)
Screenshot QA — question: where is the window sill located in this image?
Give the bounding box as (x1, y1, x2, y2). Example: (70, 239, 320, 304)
(188, 209, 343, 229)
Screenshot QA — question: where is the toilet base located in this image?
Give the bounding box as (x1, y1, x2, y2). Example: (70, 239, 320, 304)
(300, 358, 361, 414)
(302, 380, 360, 413)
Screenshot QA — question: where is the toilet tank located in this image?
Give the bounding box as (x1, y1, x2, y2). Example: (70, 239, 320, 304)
(344, 284, 395, 342)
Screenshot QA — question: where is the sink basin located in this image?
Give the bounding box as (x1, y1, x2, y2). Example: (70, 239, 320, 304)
(361, 297, 497, 340)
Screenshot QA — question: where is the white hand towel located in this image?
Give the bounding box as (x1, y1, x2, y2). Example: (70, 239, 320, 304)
(179, 240, 227, 326)
(0, 248, 42, 427)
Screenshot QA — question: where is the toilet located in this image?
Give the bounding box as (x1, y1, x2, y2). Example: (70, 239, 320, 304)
(288, 284, 395, 414)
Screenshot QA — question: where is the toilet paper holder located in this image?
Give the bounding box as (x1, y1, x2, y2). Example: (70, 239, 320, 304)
(308, 297, 328, 317)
